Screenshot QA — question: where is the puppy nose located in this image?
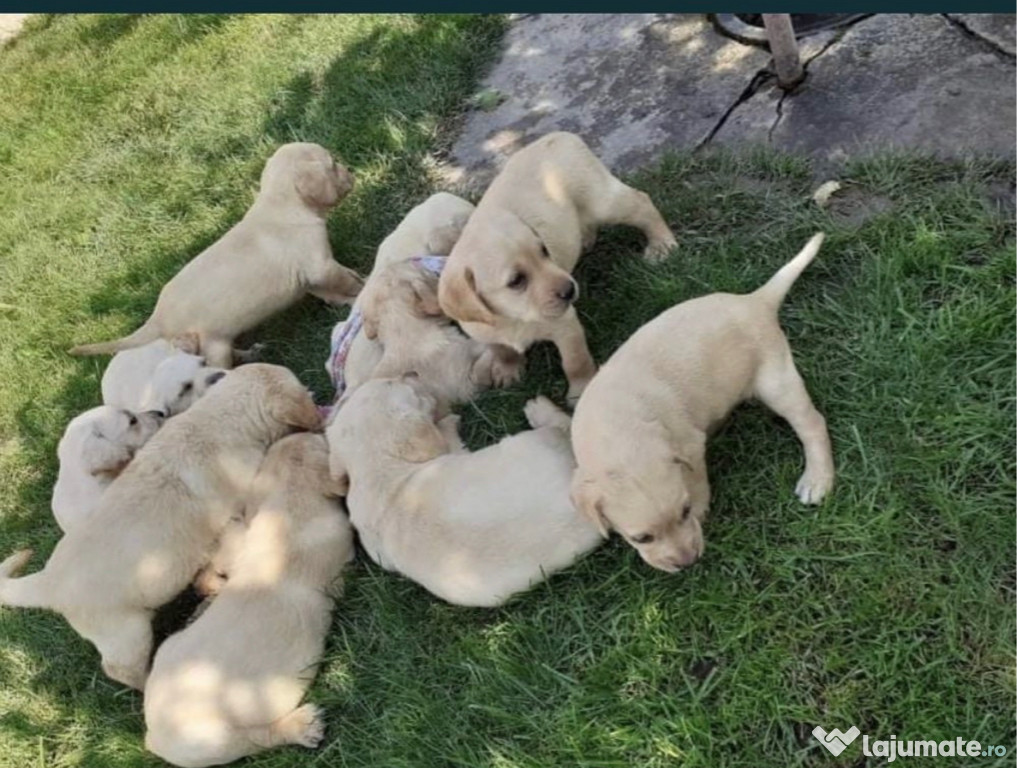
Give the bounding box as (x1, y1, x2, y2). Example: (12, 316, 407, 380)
(556, 280, 578, 303)
(670, 548, 700, 569)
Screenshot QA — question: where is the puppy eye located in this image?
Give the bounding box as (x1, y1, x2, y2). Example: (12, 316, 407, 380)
(507, 272, 527, 290)
(539, 243, 550, 258)
(681, 504, 692, 522)
(631, 533, 655, 544)
(128, 415, 138, 427)
(182, 382, 193, 393)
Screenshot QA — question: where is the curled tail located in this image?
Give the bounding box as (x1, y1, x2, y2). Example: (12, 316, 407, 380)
(69, 321, 161, 356)
(752, 232, 825, 309)
(0, 549, 48, 608)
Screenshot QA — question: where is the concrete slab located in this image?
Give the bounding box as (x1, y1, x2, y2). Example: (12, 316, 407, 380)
(714, 14, 1016, 161)
(947, 13, 1016, 56)
(445, 14, 769, 186)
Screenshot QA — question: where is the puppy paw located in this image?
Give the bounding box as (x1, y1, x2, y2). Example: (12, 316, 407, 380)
(524, 396, 571, 430)
(795, 469, 834, 504)
(489, 351, 524, 388)
(290, 704, 326, 749)
(644, 235, 677, 263)
(233, 342, 266, 364)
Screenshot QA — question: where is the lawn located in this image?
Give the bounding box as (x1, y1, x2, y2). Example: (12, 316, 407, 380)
(0, 13, 1014, 768)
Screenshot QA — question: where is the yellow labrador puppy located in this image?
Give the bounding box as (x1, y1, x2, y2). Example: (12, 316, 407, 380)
(438, 132, 677, 403)
(571, 234, 835, 572)
(327, 377, 602, 607)
(52, 405, 164, 532)
(0, 364, 320, 690)
(70, 143, 363, 368)
(144, 433, 353, 768)
(327, 192, 510, 405)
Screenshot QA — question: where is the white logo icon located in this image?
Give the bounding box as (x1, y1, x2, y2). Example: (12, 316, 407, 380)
(813, 725, 861, 756)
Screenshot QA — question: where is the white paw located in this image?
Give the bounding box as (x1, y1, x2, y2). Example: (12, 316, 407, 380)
(294, 704, 326, 748)
(490, 353, 524, 388)
(644, 235, 677, 263)
(795, 470, 834, 504)
(524, 396, 569, 430)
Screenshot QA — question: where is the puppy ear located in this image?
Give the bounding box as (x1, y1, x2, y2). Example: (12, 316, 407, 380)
(170, 333, 201, 355)
(83, 428, 134, 479)
(570, 474, 611, 538)
(409, 272, 443, 318)
(270, 389, 322, 432)
(294, 161, 340, 209)
(438, 265, 495, 325)
(395, 417, 448, 463)
(359, 285, 381, 340)
(425, 216, 468, 255)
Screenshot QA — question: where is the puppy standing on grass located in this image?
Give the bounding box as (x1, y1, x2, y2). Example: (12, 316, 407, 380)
(0, 364, 320, 690)
(70, 143, 364, 368)
(327, 377, 602, 607)
(51, 405, 164, 532)
(145, 433, 354, 768)
(571, 234, 835, 572)
(438, 131, 678, 403)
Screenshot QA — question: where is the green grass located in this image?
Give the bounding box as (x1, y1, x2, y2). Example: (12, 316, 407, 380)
(1, 13, 1014, 768)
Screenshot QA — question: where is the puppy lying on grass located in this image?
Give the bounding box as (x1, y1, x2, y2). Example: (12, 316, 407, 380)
(102, 336, 227, 416)
(0, 364, 320, 690)
(70, 143, 363, 368)
(327, 376, 602, 607)
(52, 405, 163, 532)
(571, 234, 835, 572)
(438, 132, 677, 403)
(144, 433, 353, 768)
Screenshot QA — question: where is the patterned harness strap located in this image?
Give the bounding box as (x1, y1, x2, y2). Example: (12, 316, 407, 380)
(323, 255, 448, 412)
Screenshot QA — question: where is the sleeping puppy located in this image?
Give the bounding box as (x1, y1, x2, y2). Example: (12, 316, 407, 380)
(327, 377, 602, 607)
(0, 364, 320, 690)
(145, 433, 353, 768)
(51, 406, 164, 533)
(144, 358, 227, 417)
(327, 192, 511, 404)
(70, 143, 363, 368)
(570, 234, 835, 572)
(438, 132, 677, 403)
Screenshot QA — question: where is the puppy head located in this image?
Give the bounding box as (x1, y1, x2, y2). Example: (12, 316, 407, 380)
(327, 376, 448, 488)
(145, 353, 226, 416)
(262, 432, 347, 497)
(224, 363, 321, 432)
(440, 208, 578, 327)
(261, 142, 355, 212)
(64, 406, 164, 479)
(571, 459, 704, 573)
(361, 260, 444, 343)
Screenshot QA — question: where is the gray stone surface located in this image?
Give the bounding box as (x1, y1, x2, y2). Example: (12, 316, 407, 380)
(948, 13, 1016, 56)
(713, 14, 1016, 160)
(446, 13, 1016, 185)
(444, 14, 769, 186)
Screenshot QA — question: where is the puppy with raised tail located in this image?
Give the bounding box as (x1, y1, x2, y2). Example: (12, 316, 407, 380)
(52, 406, 164, 532)
(571, 234, 835, 572)
(70, 143, 363, 368)
(438, 132, 677, 403)
(0, 364, 320, 690)
(327, 377, 602, 607)
(144, 433, 353, 768)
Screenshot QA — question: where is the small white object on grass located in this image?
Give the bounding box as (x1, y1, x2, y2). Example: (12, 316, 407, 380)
(812, 180, 843, 208)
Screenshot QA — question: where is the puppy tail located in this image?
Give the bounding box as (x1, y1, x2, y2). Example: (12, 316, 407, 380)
(69, 321, 161, 356)
(753, 232, 825, 309)
(0, 549, 48, 608)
